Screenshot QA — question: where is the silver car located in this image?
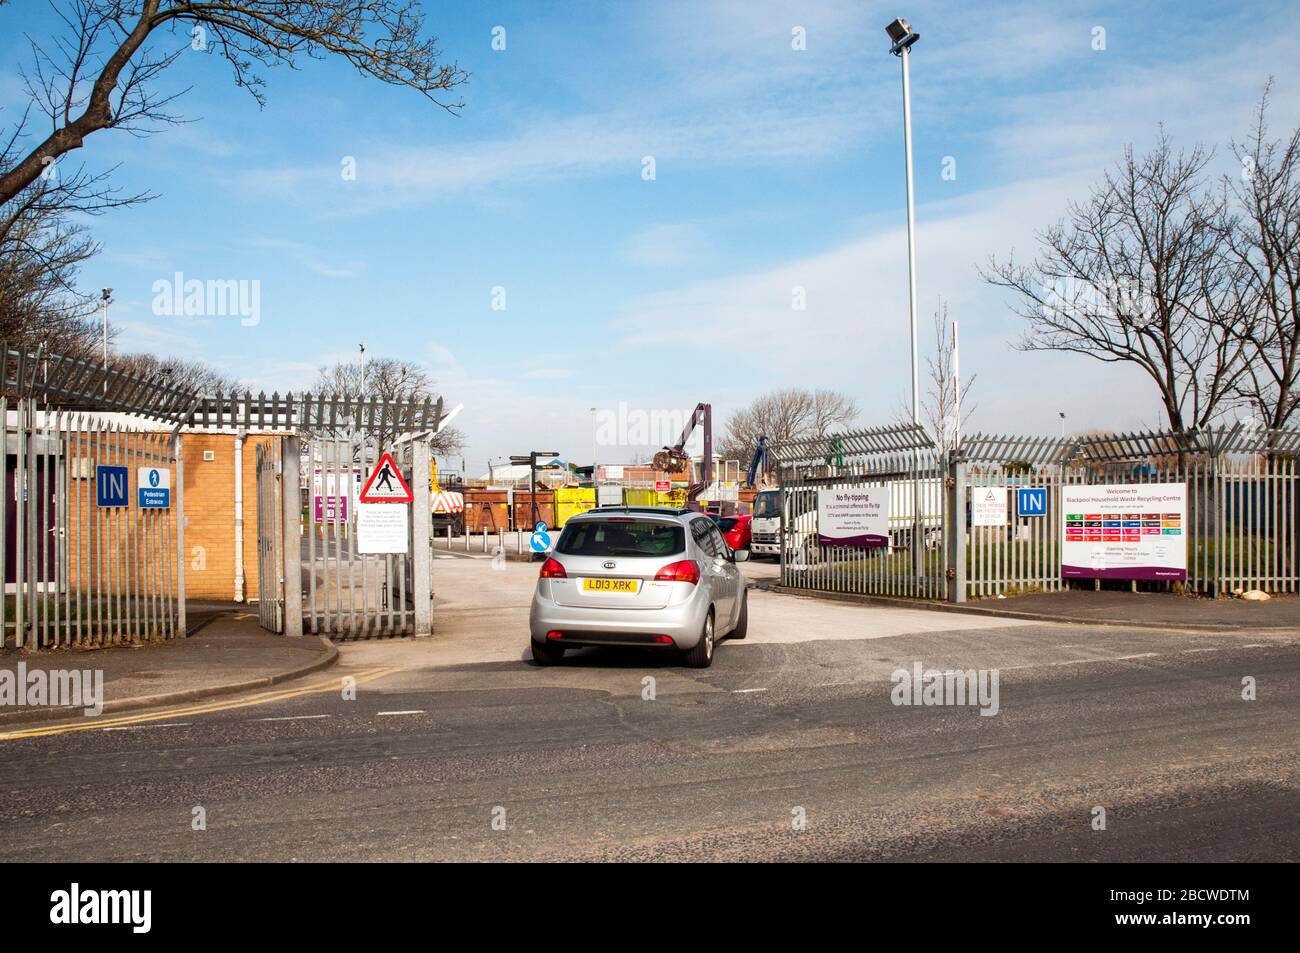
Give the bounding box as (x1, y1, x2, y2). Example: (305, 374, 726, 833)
(529, 507, 749, 668)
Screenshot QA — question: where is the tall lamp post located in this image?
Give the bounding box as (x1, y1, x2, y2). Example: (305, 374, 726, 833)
(101, 288, 112, 395)
(887, 18, 923, 586)
(886, 17, 921, 425)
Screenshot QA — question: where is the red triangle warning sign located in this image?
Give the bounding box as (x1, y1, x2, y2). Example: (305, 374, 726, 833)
(359, 452, 413, 503)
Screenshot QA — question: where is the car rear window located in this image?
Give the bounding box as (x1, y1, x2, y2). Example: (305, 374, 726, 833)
(712, 517, 739, 532)
(557, 520, 685, 557)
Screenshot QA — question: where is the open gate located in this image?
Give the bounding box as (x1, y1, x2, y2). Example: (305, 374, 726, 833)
(256, 432, 433, 639)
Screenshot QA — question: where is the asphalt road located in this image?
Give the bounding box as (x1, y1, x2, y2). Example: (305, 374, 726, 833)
(1, 581, 1297, 861)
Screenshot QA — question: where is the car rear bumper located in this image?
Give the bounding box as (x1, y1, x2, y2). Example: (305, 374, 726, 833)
(529, 588, 709, 649)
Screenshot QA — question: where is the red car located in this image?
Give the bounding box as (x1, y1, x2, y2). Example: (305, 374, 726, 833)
(711, 514, 752, 553)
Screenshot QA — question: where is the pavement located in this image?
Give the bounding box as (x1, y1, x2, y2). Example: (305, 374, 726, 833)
(0, 610, 336, 725)
(969, 588, 1300, 629)
(774, 570, 1300, 631)
(1, 554, 1298, 861)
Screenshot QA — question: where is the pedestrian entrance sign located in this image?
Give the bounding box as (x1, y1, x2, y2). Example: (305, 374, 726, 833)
(137, 466, 171, 508)
(359, 452, 412, 503)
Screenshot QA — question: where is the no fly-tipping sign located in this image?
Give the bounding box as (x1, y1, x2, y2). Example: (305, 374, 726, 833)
(358, 452, 413, 503)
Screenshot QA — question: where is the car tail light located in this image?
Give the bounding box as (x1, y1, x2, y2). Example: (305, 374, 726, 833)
(546, 631, 564, 640)
(655, 559, 700, 584)
(653, 635, 674, 644)
(539, 557, 566, 578)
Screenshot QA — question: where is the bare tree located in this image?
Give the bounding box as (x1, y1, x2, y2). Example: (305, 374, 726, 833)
(114, 350, 241, 393)
(983, 133, 1250, 432)
(0, 0, 468, 207)
(0, 194, 103, 355)
(717, 388, 859, 463)
(313, 355, 462, 456)
(1224, 84, 1300, 430)
(894, 301, 977, 449)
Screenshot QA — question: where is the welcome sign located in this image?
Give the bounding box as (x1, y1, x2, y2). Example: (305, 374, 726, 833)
(817, 488, 890, 548)
(1061, 482, 1187, 581)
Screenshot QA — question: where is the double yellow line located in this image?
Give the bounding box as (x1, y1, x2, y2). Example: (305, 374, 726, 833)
(0, 667, 399, 742)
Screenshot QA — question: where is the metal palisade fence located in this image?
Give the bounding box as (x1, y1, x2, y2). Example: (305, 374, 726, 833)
(775, 424, 949, 599)
(1, 341, 449, 650)
(775, 422, 1300, 602)
(1, 397, 181, 648)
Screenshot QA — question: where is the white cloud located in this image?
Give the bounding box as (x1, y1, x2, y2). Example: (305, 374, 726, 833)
(620, 223, 711, 268)
(247, 238, 364, 279)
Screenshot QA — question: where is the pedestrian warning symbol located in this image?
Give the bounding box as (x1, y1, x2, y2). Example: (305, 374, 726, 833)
(359, 452, 413, 503)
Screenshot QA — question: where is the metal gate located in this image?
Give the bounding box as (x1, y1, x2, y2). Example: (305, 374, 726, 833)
(256, 431, 433, 639)
(2, 396, 182, 648)
(775, 424, 950, 600)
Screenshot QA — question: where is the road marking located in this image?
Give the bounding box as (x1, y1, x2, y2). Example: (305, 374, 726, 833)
(377, 709, 425, 716)
(0, 667, 399, 743)
(732, 688, 768, 694)
(1112, 653, 1158, 660)
(103, 722, 193, 732)
(254, 714, 330, 723)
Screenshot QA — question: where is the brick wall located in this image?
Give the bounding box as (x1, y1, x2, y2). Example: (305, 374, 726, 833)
(179, 431, 279, 602)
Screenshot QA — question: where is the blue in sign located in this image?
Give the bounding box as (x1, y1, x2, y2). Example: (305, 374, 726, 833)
(1017, 487, 1047, 517)
(96, 465, 129, 508)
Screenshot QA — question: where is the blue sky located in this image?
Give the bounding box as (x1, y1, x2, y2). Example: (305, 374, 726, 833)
(4, 0, 1299, 474)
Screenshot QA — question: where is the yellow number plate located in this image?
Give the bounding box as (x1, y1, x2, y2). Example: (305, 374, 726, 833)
(582, 578, 641, 593)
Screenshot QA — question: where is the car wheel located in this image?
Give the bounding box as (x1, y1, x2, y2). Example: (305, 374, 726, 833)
(685, 610, 715, 668)
(730, 591, 748, 640)
(531, 640, 565, 666)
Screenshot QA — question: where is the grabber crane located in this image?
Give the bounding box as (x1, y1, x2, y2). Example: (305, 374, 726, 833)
(652, 402, 712, 508)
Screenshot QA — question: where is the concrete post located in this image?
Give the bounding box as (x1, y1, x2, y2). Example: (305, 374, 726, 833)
(412, 440, 432, 637)
(947, 455, 967, 603)
(281, 435, 303, 637)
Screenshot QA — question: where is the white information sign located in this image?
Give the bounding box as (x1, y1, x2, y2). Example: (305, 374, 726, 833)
(816, 488, 889, 548)
(972, 486, 1007, 527)
(1061, 482, 1186, 581)
(357, 503, 410, 554)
